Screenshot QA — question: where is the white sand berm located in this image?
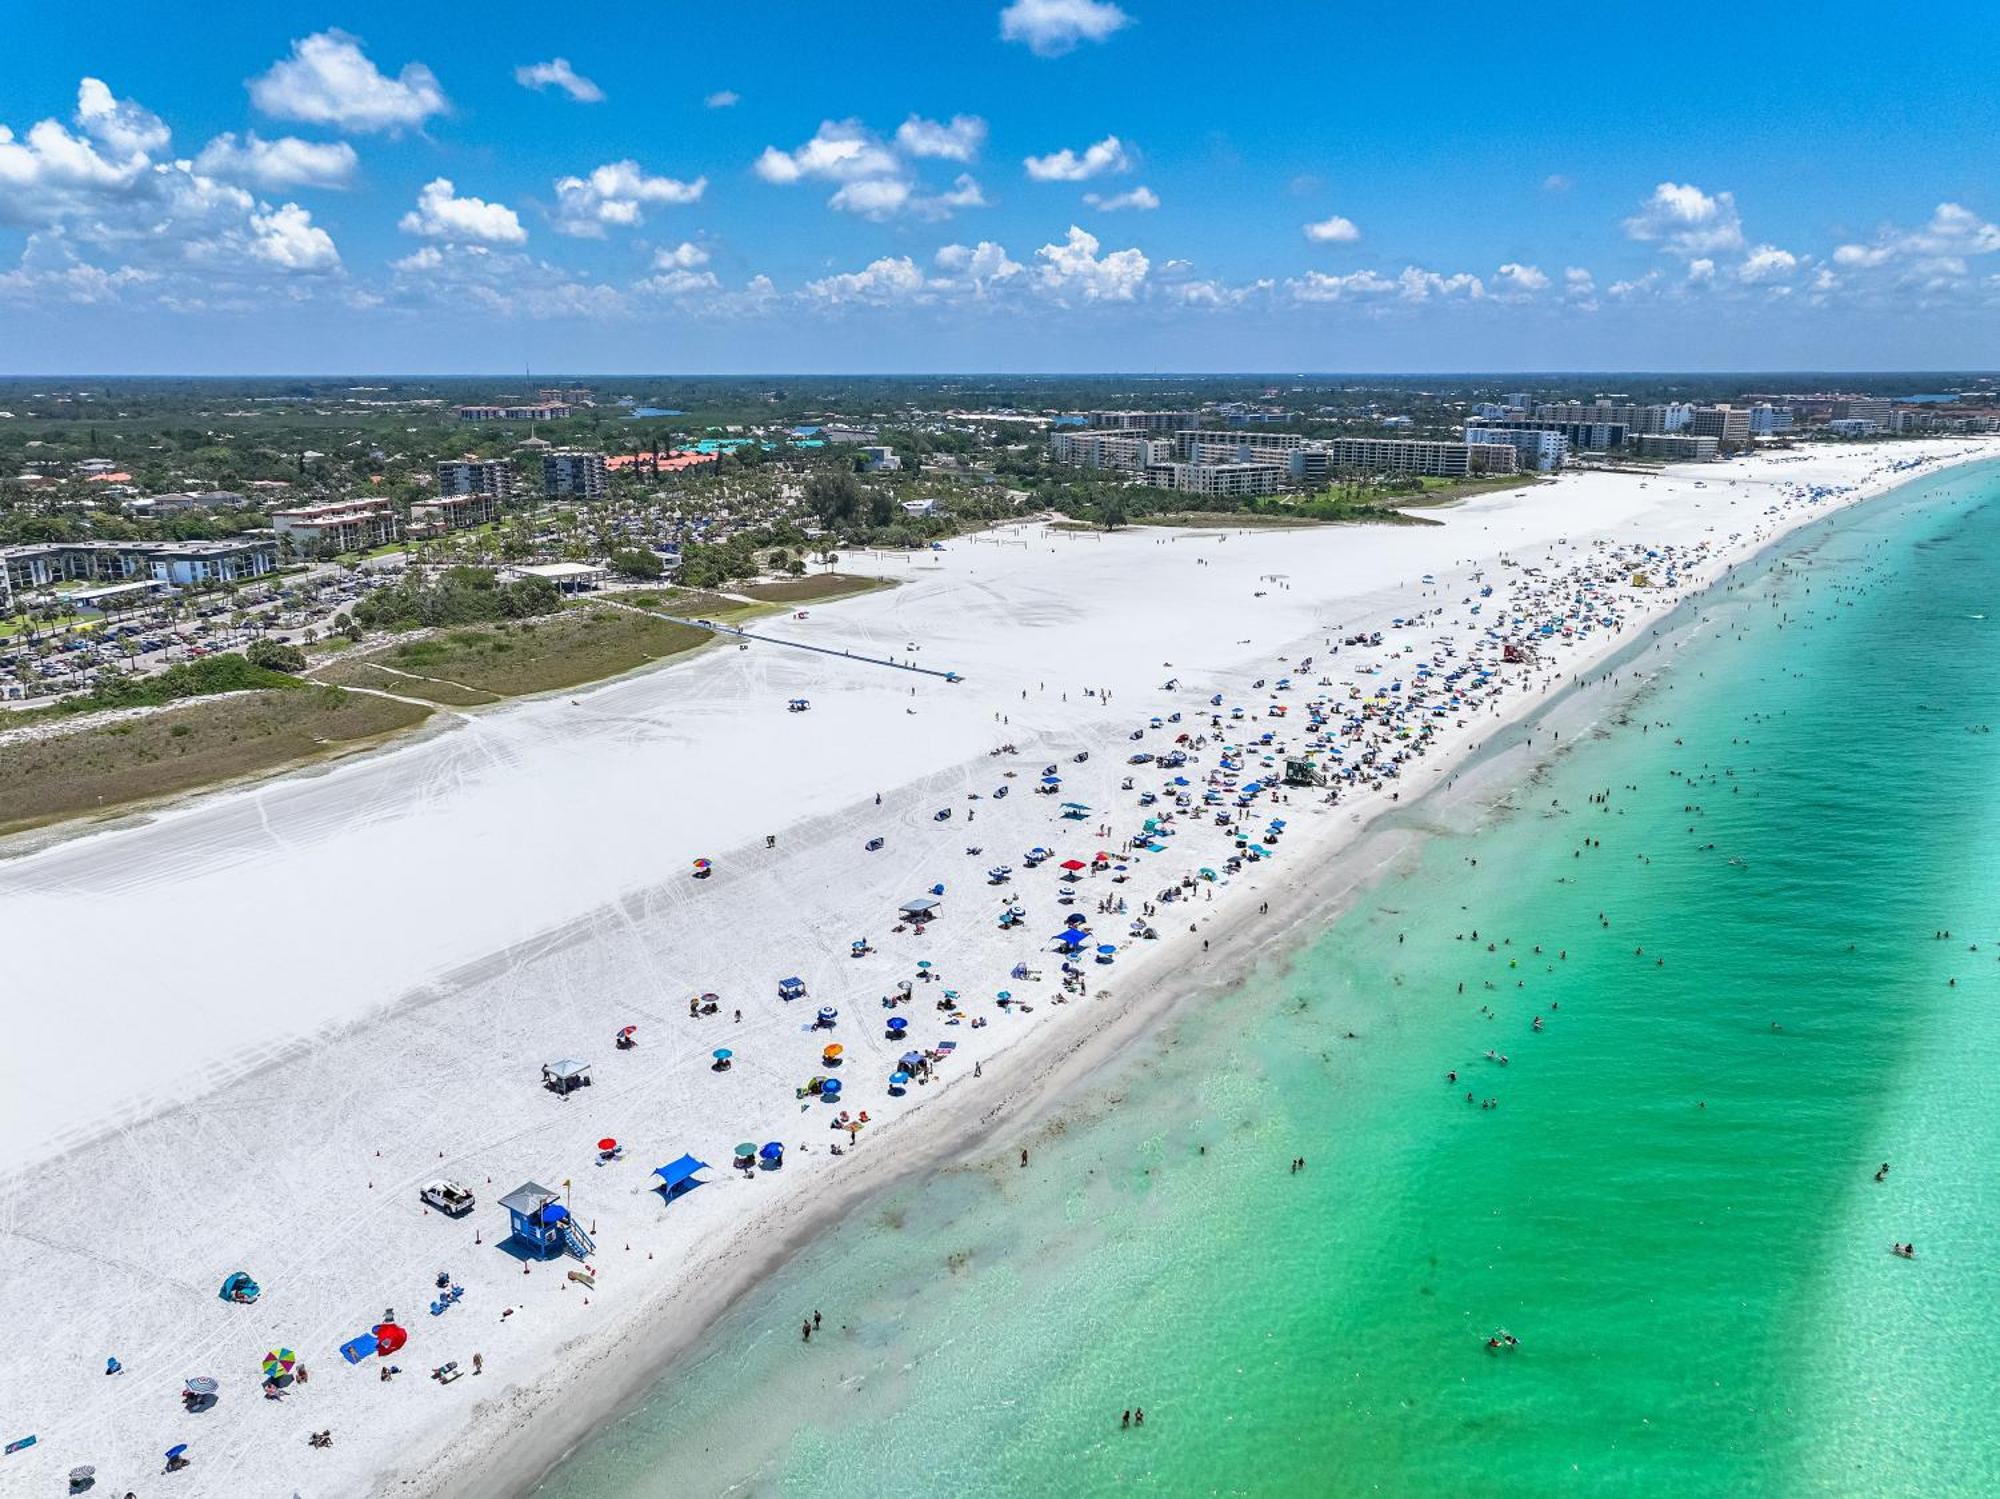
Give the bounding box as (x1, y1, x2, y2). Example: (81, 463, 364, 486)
(0, 439, 1989, 1497)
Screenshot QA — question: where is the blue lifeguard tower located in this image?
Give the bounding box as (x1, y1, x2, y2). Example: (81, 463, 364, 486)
(499, 1180, 595, 1260)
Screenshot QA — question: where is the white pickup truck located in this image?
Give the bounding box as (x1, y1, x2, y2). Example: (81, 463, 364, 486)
(419, 1180, 476, 1217)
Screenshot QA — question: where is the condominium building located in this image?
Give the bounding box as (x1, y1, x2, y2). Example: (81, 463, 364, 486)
(1, 538, 278, 609)
(437, 457, 516, 502)
(1748, 404, 1795, 435)
(272, 497, 399, 555)
(542, 449, 609, 499)
(1140, 461, 1286, 498)
(1634, 433, 1721, 462)
(1470, 417, 1628, 452)
(455, 403, 571, 422)
(1464, 426, 1568, 472)
(408, 491, 504, 538)
(1688, 405, 1753, 451)
(1050, 430, 1169, 470)
(1175, 430, 1308, 464)
(1322, 437, 1516, 478)
(1082, 410, 1202, 432)
(1831, 396, 1892, 425)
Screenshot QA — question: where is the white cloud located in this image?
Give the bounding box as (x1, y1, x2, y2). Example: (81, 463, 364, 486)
(75, 78, 170, 158)
(1685, 257, 1717, 284)
(552, 160, 705, 236)
(250, 30, 447, 134)
(636, 267, 721, 297)
(1023, 134, 1132, 182)
(1564, 266, 1595, 294)
(704, 90, 740, 110)
(1303, 213, 1359, 244)
(1035, 224, 1147, 300)
(828, 177, 912, 219)
(1542, 173, 1572, 193)
(392, 245, 445, 272)
(1085, 185, 1158, 212)
(1833, 203, 2000, 272)
(1000, 0, 1132, 56)
(1738, 244, 1798, 282)
(654, 241, 710, 270)
(806, 254, 929, 304)
(248, 201, 339, 272)
(515, 58, 604, 103)
(399, 177, 526, 243)
(1623, 181, 1745, 256)
(758, 119, 983, 219)
(755, 120, 899, 184)
(1288, 268, 1396, 302)
(895, 114, 987, 162)
(194, 132, 357, 191)
(934, 239, 1024, 291)
(1287, 266, 1484, 304)
(1493, 262, 1550, 296)
(0, 234, 153, 304)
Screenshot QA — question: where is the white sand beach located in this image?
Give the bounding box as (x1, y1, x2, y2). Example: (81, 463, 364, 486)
(1, 439, 1990, 1497)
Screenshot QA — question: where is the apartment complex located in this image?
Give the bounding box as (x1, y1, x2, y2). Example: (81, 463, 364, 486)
(542, 449, 609, 499)
(454, 403, 571, 422)
(1323, 437, 1516, 479)
(1469, 416, 1629, 452)
(408, 491, 504, 538)
(272, 497, 399, 554)
(1082, 409, 1201, 432)
(1175, 430, 1308, 464)
(1051, 429, 1170, 470)
(1, 538, 278, 609)
(437, 457, 516, 502)
(1464, 426, 1568, 472)
(1141, 461, 1286, 498)
(1689, 405, 1753, 451)
(1634, 433, 1722, 462)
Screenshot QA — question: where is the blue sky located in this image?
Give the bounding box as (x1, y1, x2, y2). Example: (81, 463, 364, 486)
(2, 0, 1998, 373)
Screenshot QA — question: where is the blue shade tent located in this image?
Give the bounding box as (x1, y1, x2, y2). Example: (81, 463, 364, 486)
(1053, 930, 1088, 947)
(218, 1271, 260, 1303)
(653, 1155, 711, 1200)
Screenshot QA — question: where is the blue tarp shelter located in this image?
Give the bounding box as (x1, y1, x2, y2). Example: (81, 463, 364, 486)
(339, 1333, 379, 1364)
(653, 1155, 711, 1201)
(1053, 930, 1089, 947)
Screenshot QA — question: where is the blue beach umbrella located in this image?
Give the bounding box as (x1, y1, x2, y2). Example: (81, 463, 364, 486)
(887, 1016, 909, 1033)
(821, 1077, 843, 1098)
(759, 1142, 784, 1161)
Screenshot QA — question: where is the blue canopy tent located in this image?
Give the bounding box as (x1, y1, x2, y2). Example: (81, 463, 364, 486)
(778, 976, 806, 1001)
(218, 1271, 260, 1304)
(653, 1154, 712, 1202)
(1053, 929, 1089, 948)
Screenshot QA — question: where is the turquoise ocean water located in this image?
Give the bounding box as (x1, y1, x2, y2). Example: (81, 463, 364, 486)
(538, 461, 2000, 1498)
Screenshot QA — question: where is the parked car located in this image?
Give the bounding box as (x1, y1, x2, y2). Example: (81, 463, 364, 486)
(419, 1180, 476, 1217)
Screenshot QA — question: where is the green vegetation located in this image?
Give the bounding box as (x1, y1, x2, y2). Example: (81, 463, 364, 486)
(245, 639, 308, 673)
(0, 688, 431, 838)
(316, 605, 715, 703)
(350, 565, 563, 630)
(54, 652, 303, 715)
(735, 573, 891, 605)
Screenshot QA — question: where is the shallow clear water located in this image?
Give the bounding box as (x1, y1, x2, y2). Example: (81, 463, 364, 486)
(539, 462, 2000, 1498)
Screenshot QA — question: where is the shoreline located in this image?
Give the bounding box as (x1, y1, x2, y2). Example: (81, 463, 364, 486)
(427, 443, 2000, 1499)
(3, 441, 1990, 1499)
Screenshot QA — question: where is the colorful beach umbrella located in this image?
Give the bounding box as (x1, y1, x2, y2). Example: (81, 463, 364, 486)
(260, 1350, 295, 1380)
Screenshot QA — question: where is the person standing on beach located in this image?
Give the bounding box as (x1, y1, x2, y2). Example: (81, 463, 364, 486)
(802, 1319, 813, 1342)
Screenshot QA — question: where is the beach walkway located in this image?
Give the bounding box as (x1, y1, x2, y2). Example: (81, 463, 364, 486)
(606, 599, 967, 682)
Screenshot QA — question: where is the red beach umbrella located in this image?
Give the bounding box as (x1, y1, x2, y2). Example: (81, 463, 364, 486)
(372, 1322, 408, 1355)
(598, 1138, 618, 1152)
(1059, 859, 1087, 871)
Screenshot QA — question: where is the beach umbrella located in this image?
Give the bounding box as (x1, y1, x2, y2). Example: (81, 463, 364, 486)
(372, 1323, 407, 1356)
(997, 990, 1013, 1001)
(1059, 859, 1087, 871)
(165, 1445, 188, 1462)
(183, 1377, 218, 1396)
(759, 1141, 783, 1161)
(260, 1349, 295, 1380)
(712, 1048, 733, 1062)
(823, 1044, 845, 1058)
(890, 1071, 911, 1087)
(734, 1141, 757, 1159)
(821, 1077, 843, 1097)
(887, 1016, 909, 1033)
(69, 1467, 96, 1483)
(693, 858, 712, 870)
(1064, 913, 1088, 927)
(817, 1005, 839, 1021)
(598, 1137, 619, 1153)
